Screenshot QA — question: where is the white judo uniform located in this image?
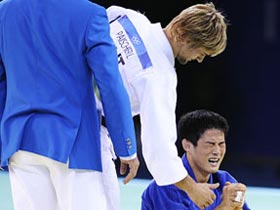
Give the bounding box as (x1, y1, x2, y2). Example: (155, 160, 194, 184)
(99, 5, 189, 210)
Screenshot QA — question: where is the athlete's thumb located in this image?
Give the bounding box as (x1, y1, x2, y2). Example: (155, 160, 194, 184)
(208, 183, 220, 189)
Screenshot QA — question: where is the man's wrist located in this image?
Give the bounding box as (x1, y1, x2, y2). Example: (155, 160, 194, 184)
(175, 175, 195, 192)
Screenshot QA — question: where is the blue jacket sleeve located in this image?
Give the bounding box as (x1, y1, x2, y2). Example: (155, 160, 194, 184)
(0, 57, 6, 160)
(84, 7, 136, 157)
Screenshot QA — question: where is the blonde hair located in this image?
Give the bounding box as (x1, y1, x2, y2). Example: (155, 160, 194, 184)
(167, 2, 228, 56)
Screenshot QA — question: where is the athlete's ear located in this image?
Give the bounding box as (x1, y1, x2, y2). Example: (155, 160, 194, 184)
(182, 138, 192, 153)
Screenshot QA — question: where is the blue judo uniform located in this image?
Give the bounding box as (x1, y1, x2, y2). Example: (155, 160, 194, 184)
(141, 154, 251, 210)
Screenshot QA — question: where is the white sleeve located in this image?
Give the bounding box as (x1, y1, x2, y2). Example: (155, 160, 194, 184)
(131, 72, 188, 186)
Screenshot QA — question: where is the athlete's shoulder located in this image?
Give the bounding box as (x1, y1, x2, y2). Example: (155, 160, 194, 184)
(107, 5, 149, 22)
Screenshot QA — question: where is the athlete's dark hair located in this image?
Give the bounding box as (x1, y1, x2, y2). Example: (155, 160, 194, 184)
(178, 109, 229, 146)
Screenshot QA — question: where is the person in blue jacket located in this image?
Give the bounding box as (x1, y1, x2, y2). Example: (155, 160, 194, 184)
(0, 0, 139, 210)
(141, 109, 251, 210)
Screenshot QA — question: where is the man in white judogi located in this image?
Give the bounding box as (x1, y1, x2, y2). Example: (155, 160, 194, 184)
(99, 4, 228, 210)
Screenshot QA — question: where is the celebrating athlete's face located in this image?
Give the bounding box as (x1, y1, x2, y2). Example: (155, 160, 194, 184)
(183, 129, 226, 182)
